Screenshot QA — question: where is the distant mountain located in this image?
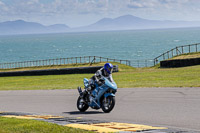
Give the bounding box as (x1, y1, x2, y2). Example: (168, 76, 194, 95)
(0, 20, 70, 35)
(76, 15, 200, 31)
(1, 15, 200, 35)
(48, 24, 70, 33)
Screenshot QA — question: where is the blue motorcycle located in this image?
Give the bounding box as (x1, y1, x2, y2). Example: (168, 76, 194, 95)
(77, 77, 117, 113)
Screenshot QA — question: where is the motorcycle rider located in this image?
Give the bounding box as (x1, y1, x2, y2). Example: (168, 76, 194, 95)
(87, 63, 114, 92)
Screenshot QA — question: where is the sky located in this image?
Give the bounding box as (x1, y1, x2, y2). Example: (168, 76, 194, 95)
(0, 0, 200, 27)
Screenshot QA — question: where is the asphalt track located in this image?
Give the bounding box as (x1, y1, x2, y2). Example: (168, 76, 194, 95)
(0, 87, 200, 132)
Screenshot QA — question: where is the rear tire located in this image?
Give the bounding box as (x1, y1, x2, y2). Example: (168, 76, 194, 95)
(77, 96, 89, 112)
(101, 96, 115, 113)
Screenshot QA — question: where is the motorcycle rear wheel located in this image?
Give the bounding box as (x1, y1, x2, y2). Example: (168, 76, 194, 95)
(77, 96, 89, 112)
(101, 96, 115, 113)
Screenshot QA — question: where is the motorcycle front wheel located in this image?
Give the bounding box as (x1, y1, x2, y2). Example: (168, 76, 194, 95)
(77, 96, 89, 112)
(101, 96, 115, 113)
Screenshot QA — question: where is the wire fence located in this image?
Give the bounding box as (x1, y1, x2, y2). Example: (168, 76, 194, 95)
(1, 43, 200, 69)
(0, 56, 131, 69)
(130, 59, 154, 68)
(154, 43, 200, 65)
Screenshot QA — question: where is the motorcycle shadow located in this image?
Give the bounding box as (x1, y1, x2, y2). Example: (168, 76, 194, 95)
(63, 111, 104, 115)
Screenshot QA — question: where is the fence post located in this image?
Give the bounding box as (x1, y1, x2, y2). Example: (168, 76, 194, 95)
(182, 46, 184, 54)
(167, 51, 169, 59)
(189, 45, 191, 53)
(196, 44, 198, 52)
(63, 58, 65, 65)
(72, 57, 73, 64)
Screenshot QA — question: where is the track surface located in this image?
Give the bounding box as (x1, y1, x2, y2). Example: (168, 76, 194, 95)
(0, 88, 200, 131)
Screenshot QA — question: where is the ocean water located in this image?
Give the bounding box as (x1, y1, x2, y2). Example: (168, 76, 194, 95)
(1, 27, 200, 64)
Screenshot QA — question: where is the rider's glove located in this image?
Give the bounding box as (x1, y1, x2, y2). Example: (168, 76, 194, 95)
(99, 78, 105, 84)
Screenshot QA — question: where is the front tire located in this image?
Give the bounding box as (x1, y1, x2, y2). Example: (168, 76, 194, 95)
(77, 96, 89, 112)
(101, 96, 115, 113)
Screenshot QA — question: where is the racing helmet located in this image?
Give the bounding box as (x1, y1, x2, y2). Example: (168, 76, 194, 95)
(104, 63, 113, 74)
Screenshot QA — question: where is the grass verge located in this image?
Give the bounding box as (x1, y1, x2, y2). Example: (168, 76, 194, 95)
(0, 117, 93, 133)
(0, 62, 108, 72)
(0, 62, 200, 90)
(169, 52, 200, 60)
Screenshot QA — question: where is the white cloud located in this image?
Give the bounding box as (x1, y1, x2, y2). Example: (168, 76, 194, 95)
(1, 0, 200, 26)
(0, 0, 9, 12)
(0, 1, 4, 5)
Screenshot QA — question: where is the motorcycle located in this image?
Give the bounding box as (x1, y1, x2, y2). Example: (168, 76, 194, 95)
(77, 77, 117, 113)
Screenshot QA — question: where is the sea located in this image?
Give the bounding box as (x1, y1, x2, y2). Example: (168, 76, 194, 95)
(1, 27, 200, 65)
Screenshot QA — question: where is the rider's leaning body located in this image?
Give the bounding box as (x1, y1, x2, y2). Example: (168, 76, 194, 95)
(87, 63, 114, 92)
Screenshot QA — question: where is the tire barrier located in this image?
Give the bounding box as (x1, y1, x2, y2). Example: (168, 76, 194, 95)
(160, 58, 200, 68)
(0, 65, 118, 77)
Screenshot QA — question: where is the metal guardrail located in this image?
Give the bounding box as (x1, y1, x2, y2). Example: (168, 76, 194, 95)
(0, 56, 131, 69)
(154, 43, 200, 65)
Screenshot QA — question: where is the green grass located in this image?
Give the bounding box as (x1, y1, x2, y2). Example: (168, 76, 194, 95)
(0, 117, 93, 133)
(114, 65, 200, 87)
(0, 62, 108, 72)
(169, 52, 200, 60)
(0, 63, 200, 90)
